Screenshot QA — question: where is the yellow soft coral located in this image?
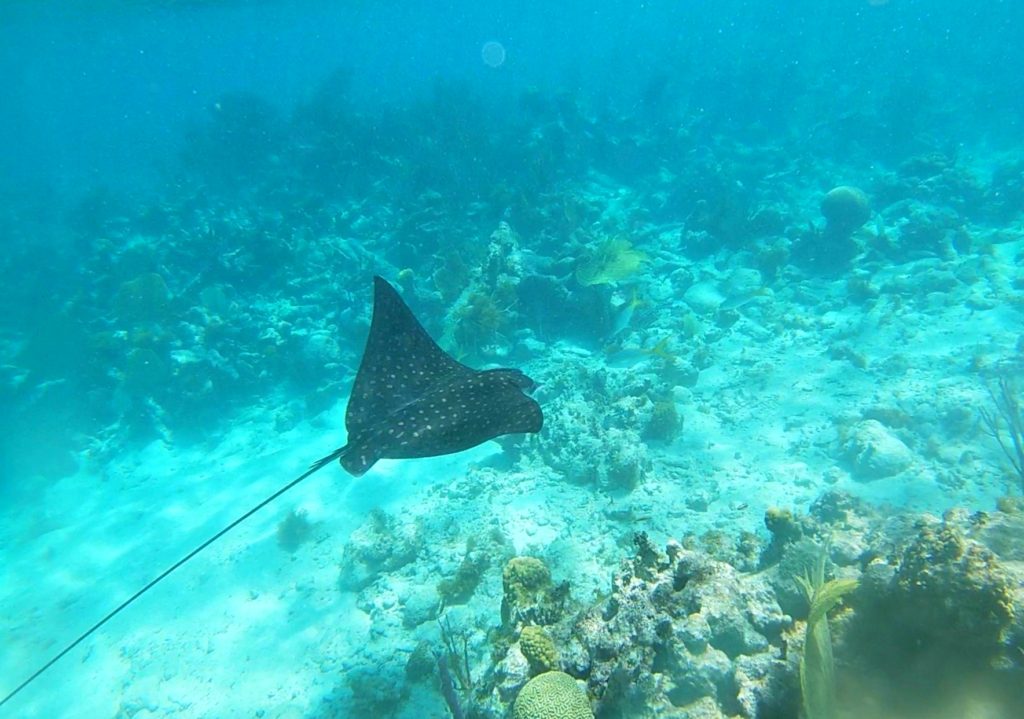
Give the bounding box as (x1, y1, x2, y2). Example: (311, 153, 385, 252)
(575, 237, 646, 286)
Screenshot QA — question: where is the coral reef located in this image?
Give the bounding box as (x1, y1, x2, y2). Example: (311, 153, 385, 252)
(115, 272, 172, 323)
(404, 640, 435, 683)
(569, 535, 790, 718)
(441, 221, 529, 360)
(535, 360, 654, 491)
(642, 398, 682, 442)
(342, 663, 409, 719)
(981, 374, 1024, 491)
(838, 418, 915, 480)
(461, 494, 1023, 719)
(761, 507, 805, 566)
(881, 200, 962, 257)
(838, 511, 1022, 717)
(792, 185, 871, 273)
(891, 519, 1014, 648)
(4, 29, 1024, 716)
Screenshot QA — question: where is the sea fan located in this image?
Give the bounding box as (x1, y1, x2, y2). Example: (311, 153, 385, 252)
(575, 237, 647, 286)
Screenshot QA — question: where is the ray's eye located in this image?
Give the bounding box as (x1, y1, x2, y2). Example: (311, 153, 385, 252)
(509, 370, 538, 392)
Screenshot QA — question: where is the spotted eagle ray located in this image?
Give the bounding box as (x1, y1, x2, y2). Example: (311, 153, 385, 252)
(0, 275, 542, 707)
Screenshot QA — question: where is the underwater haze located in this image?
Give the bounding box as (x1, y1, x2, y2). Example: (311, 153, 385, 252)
(1, 0, 1023, 717)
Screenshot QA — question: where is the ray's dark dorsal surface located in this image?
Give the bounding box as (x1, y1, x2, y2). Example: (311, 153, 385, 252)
(311, 275, 543, 476)
(0, 275, 543, 709)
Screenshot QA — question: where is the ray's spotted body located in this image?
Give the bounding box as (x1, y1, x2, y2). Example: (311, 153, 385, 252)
(312, 276, 542, 476)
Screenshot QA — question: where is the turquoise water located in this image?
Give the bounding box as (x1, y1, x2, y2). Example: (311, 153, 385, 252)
(1, 1, 1022, 717)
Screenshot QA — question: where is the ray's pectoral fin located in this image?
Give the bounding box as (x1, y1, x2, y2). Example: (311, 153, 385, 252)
(338, 442, 379, 477)
(305, 442, 380, 478)
(329, 277, 545, 477)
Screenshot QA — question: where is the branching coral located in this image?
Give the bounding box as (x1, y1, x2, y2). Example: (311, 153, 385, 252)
(438, 615, 473, 715)
(981, 374, 1024, 492)
(450, 282, 518, 357)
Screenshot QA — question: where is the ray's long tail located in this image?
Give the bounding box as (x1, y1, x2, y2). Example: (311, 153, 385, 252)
(0, 444, 350, 709)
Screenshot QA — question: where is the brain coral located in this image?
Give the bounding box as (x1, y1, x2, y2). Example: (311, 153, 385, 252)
(513, 671, 594, 719)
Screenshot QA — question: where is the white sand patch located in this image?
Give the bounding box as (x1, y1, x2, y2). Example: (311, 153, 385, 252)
(0, 399, 488, 718)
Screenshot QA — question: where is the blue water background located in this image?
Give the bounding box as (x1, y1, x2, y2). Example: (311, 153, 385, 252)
(3, 0, 1021, 200)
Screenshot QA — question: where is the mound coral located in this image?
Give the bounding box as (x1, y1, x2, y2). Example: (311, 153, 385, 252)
(504, 557, 551, 601)
(827, 506, 1022, 718)
(338, 508, 420, 591)
(643, 398, 681, 442)
(519, 625, 558, 674)
(892, 521, 1014, 650)
(115, 272, 171, 322)
(502, 556, 568, 629)
(820, 186, 870, 236)
(513, 671, 593, 719)
(467, 494, 1024, 719)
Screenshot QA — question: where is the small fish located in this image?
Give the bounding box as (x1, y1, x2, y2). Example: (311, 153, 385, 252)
(718, 287, 772, 312)
(609, 289, 644, 338)
(604, 337, 676, 368)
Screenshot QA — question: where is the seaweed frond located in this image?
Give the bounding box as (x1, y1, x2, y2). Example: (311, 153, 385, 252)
(276, 508, 314, 553)
(796, 546, 858, 719)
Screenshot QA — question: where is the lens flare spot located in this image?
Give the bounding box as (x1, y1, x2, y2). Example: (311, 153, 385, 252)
(481, 41, 507, 68)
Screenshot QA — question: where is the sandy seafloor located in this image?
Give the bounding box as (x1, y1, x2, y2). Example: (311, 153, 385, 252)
(1, 225, 1021, 718)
